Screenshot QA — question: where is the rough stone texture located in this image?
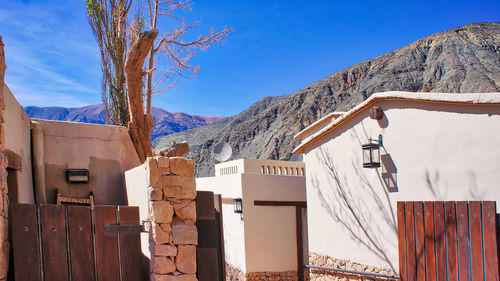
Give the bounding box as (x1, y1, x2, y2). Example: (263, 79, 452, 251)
(225, 262, 246, 281)
(146, 157, 159, 186)
(173, 201, 196, 221)
(0, 35, 9, 281)
(308, 252, 397, 281)
(154, 22, 500, 177)
(152, 256, 176, 274)
(172, 223, 197, 245)
(246, 271, 298, 281)
(150, 201, 174, 223)
(175, 245, 196, 274)
(147, 156, 197, 280)
(154, 244, 177, 256)
(169, 157, 195, 176)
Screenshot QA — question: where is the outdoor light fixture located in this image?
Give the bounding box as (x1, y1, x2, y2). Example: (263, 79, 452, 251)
(362, 137, 381, 168)
(233, 198, 243, 214)
(66, 169, 90, 183)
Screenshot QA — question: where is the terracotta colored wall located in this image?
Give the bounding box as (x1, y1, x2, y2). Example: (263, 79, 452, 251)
(303, 99, 500, 272)
(0, 35, 9, 281)
(34, 119, 140, 205)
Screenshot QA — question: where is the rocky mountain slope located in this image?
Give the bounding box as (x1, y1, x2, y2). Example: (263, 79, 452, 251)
(154, 22, 500, 177)
(25, 104, 225, 140)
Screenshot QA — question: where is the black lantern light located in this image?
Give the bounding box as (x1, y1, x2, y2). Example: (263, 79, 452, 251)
(362, 137, 381, 168)
(233, 198, 243, 214)
(66, 169, 90, 183)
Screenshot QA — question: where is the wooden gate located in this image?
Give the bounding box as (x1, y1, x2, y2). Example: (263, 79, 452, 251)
(10, 203, 142, 281)
(397, 201, 499, 281)
(196, 191, 226, 281)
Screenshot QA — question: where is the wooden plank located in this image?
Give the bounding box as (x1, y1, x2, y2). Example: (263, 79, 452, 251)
(456, 201, 471, 281)
(40, 204, 69, 281)
(196, 191, 215, 220)
(67, 205, 95, 281)
(414, 202, 425, 281)
(445, 201, 459, 281)
(482, 201, 499, 281)
(423, 202, 436, 281)
(197, 248, 219, 281)
(118, 206, 142, 281)
(94, 206, 120, 281)
(397, 202, 408, 281)
(11, 203, 42, 281)
(215, 194, 226, 281)
(469, 201, 484, 281)
(433, 202, 447, 281)
(296, 206, 304, 281)
(405, 202, 416, 281)
(254, 200, 307, 207)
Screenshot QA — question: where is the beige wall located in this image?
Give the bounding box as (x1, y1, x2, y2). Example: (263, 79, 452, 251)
(303, 99, 500, 271)
(197, 161, 306, 275)
(3, 85, 34, 203)
(34, 119, 140, 205)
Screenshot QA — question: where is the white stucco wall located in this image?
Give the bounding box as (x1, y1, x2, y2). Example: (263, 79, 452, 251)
(302, 98, 500, 271)
(3, 85, 34, 203)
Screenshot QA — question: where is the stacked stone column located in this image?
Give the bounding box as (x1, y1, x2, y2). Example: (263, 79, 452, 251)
(146, 156, 198, 281)
(0, 35, 9, 281)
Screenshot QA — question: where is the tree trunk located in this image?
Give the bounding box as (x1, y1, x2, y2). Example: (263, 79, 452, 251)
(125, 30, 158, 162)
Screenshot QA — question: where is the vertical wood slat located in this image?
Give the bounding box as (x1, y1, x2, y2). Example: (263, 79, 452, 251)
(11, 203, 42, 281)
(433, 202, 447, 281)
(67, 206, 95, 281)
(94, 206, 120, 281)
(296, 206, 304, 281)
(414, 202, 425, 281)
(456, 201, 471, 281)
(445, 201, 459, 280)
(405, 202, 416, 281)
(397, 202, 408, 281)
(40, 204, 69, 281)
(423, 202, 436, 281)
(482, 201, 499, 281)
(118, 206, 141, 281)
(215, 194, 227, 281)
(469, 201, 484, 281)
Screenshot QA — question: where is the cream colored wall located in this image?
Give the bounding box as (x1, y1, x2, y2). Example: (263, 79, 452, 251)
(34, 119, 140, 205)
(3, 85, 34, 203)
(196, 174, 246, 273)
(303, 100, 500, 271)
(241, 173, 306, 273)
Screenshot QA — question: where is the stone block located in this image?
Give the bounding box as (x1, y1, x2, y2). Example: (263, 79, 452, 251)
(162, 177, 196, 200)
(172, 223, 197, 245)
(156, 157, 170, 168)
(151, 274, 197, 281)
(159, 223, 172, 232)
(173, 201, 196, 221)
(150, 201, 174, 224)
(152, 256, 176, 274)
(146, 157, 159, 187)
(154, 244, 177, 256)
(148, 186, 163, 201)
(152, 224, 171, 244)
(175, 246, 196, 274)
(169, 157, 194, 176)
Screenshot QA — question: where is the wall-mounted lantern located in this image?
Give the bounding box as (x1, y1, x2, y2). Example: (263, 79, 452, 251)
(362, 137, 381, 168)
(66, 169, 90, 183)
(233, 198, 243, 214)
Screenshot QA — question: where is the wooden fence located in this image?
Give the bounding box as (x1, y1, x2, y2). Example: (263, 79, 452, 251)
(10, 204, 142, 281)
(397, 201, 499, 281)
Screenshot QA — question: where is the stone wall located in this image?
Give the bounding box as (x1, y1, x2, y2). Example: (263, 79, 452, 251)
(246, 271, 298, 281)
(0, 35, 9, 281)
(308, 252, 397, 281)
(146, 156, 198, 281)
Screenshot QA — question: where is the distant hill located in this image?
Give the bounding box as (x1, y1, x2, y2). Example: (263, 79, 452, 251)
(154, 22, 500, 177)
(25, 104, 225, 140)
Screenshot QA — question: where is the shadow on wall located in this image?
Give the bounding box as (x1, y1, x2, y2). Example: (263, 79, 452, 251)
(311, 144, 399, 271)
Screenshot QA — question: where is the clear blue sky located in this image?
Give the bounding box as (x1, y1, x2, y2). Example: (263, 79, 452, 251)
(1, 0, 499, 116)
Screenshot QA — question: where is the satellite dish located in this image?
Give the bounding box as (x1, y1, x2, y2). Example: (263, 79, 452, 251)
(290, 154, 303, 162)
(213, 141, 232, 162)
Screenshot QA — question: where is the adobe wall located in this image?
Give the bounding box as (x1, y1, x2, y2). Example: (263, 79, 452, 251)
(0, 35, 8, 281)
(33, 118, 140, 205)
(303, 98, 500, 278)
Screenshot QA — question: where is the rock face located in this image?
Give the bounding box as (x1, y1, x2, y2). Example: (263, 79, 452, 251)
(154, 22, 500, 177)
(24, 104, 225, 140)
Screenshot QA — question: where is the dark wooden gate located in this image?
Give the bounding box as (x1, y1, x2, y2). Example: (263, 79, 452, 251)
(10, 204, 142, 281)
(196, 191, 226, 281)
(397, 201, 499, 281)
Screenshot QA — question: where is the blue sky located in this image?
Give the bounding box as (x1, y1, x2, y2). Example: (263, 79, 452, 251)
(1, 0, 499, 116)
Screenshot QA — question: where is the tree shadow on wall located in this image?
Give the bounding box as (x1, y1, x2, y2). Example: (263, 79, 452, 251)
(311, 147, 398, 272)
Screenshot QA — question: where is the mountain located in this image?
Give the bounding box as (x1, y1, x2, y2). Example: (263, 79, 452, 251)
(153, 22, 500, 177)
(25, 104, 225, 140)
